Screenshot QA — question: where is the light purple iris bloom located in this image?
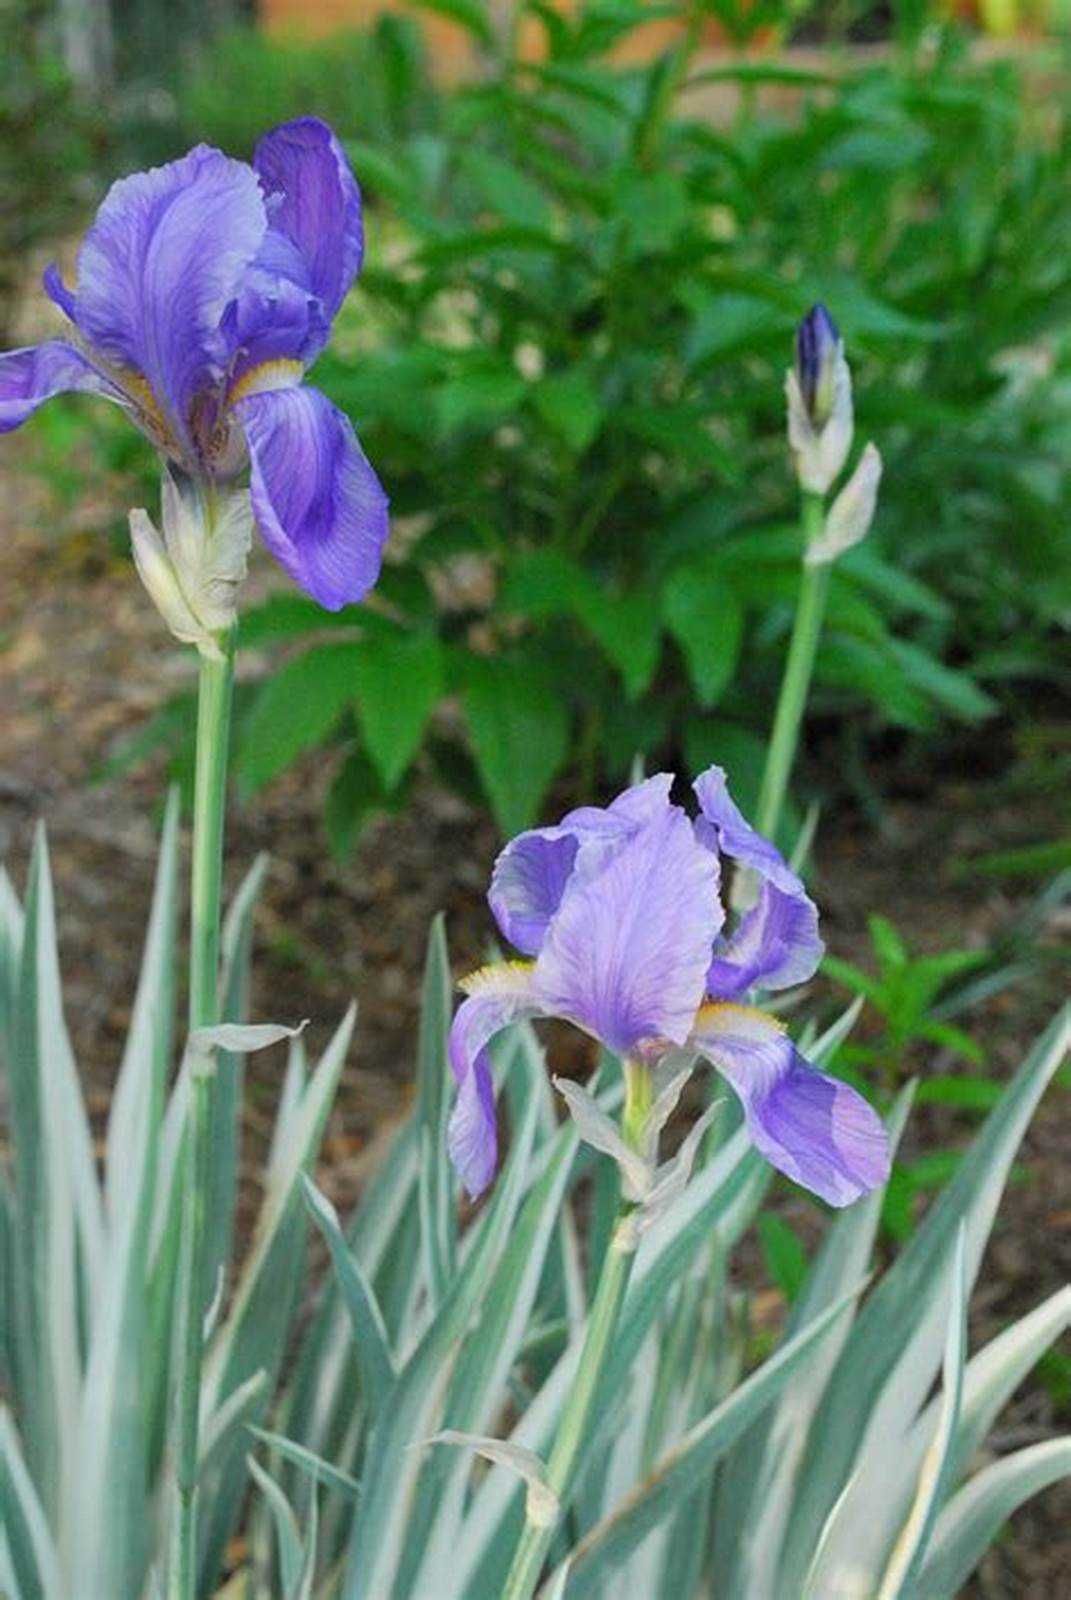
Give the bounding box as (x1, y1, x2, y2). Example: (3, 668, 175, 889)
(0, 118, 387, 610)
(449, 767, 889, 1208)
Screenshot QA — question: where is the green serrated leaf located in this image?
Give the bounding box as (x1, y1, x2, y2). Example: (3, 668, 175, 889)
(573, 586, 661, 699)
(351, 633, 442, 790)
(238, 644, 360, 794)
(532, 371, 603, 453)
(324, 748, 393, 860)
(758, 1214, 809, 1304)
(461, 657, 570, 835)
(662, 565, 744, 707)
(406, 0, 496, 46)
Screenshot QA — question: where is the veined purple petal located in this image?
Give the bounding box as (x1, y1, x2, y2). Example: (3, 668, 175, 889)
(58, 144, 266, 457)
(693, 765, 823, 995)
(795, 303, 840, 425)
(489, 831, 581, 957)
(222, 233, 329, 377)
(562, 772, 675, 835)
(534, 805, 721, 1056)
(706, 882, 822, 1000)
(448, 963, 542, 1198)
(693, 765, 799, 895)
(0, 340, 122, 433)
(254, 118, 363, 325)
(488, 774, 677, 957)
(238, 384, 389, 610)
(691, 1002, 889, 1206)
(43, 263, 77, 321)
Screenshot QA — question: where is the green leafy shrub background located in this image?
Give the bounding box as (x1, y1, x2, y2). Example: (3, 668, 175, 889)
(24, 4, 1071, 843)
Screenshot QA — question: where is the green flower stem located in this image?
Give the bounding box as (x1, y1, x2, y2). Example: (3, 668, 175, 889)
(170, 627, 236, 1600)
(754, 490, 829, 846)
(502, 1065, 649, 1600)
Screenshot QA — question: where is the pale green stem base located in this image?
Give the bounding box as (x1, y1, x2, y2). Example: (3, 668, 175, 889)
(502, 1211, 637, 1600)
(729, 491, 828, 919)
(502, 1063, 651, 1600)
(169, 632, 235, 1600)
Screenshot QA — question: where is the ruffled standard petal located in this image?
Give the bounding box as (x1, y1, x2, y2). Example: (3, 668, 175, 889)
(691, 1002, 889, 1207)
(63, 144, 266, 455)
(237, 384, 389, 610)
(488, 774, 677, 957)
(222, 233, 329, 377)
(448, 963, 543, 1198)
(706, 882, 822, 1000)
(693, 765, 823, 996)
(254, 117, 363, 324)
(489, 830, 582, 957)
(0, 340, 122, 433)
(534, 805, 721, 1057)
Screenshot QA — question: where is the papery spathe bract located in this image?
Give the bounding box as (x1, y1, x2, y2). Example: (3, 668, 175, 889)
(448, 768, 889, 1208)
(130, 467, 252, 657)
(0, 118, 389, 613)
(806, 442, 884, 567)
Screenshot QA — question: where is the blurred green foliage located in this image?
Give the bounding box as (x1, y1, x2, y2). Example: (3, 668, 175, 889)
(15, 2, 1071, 845)
(259, 3, 1070, 842)
(177, 14, 440, 157)
(824, 869, 1070, 1237)
(0, 0, 107, 345)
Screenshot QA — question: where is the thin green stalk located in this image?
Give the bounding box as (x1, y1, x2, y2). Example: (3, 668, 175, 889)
(169, 627, 235, 1599)
(754, 491, 828, 845)
(502, 1065, 651, 1600)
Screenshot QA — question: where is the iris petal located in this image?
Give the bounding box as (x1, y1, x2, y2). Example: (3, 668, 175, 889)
(693, 765, 823, 995)
(534, 805, 721, 1056)
(0, 340, 122, 433)
(253, 117, 363, 324)
(448, 964, 543, 1199)
(691, 1002, 889, 1206)
(62, 144, 266, 457)
(237, 384, 389, 610)
(488, 774, 677, 957)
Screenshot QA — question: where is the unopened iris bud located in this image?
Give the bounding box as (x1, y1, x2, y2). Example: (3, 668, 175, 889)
(131, 467, 252, 658)
(796, 303, 840, 427)
(786, 303, 853, 495)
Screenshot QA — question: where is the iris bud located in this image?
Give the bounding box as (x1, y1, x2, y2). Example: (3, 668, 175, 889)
(785, 303, 854, 495)
(795, 303, 841, 428)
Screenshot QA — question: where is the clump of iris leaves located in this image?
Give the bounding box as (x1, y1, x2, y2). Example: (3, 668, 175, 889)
(3, 814, 1069, 1598)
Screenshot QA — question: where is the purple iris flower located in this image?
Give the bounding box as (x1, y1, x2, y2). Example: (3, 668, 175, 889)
(449, 767, 889, 1208)
(0, 119, 387, 610)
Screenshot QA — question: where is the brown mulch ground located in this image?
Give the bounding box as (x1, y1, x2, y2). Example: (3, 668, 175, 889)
(1, 454, 1068, 1593)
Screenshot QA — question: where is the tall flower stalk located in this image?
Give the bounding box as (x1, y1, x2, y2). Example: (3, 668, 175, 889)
(169, 620, 236, 1597)
(754, 305, 883, 847)
(0, 116, 390, 1599)
(755, 489, 828, 841)
(502, 1167, 640, 1600)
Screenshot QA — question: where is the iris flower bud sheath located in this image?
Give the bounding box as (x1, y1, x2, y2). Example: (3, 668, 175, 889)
(130, 468, 252, 658)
